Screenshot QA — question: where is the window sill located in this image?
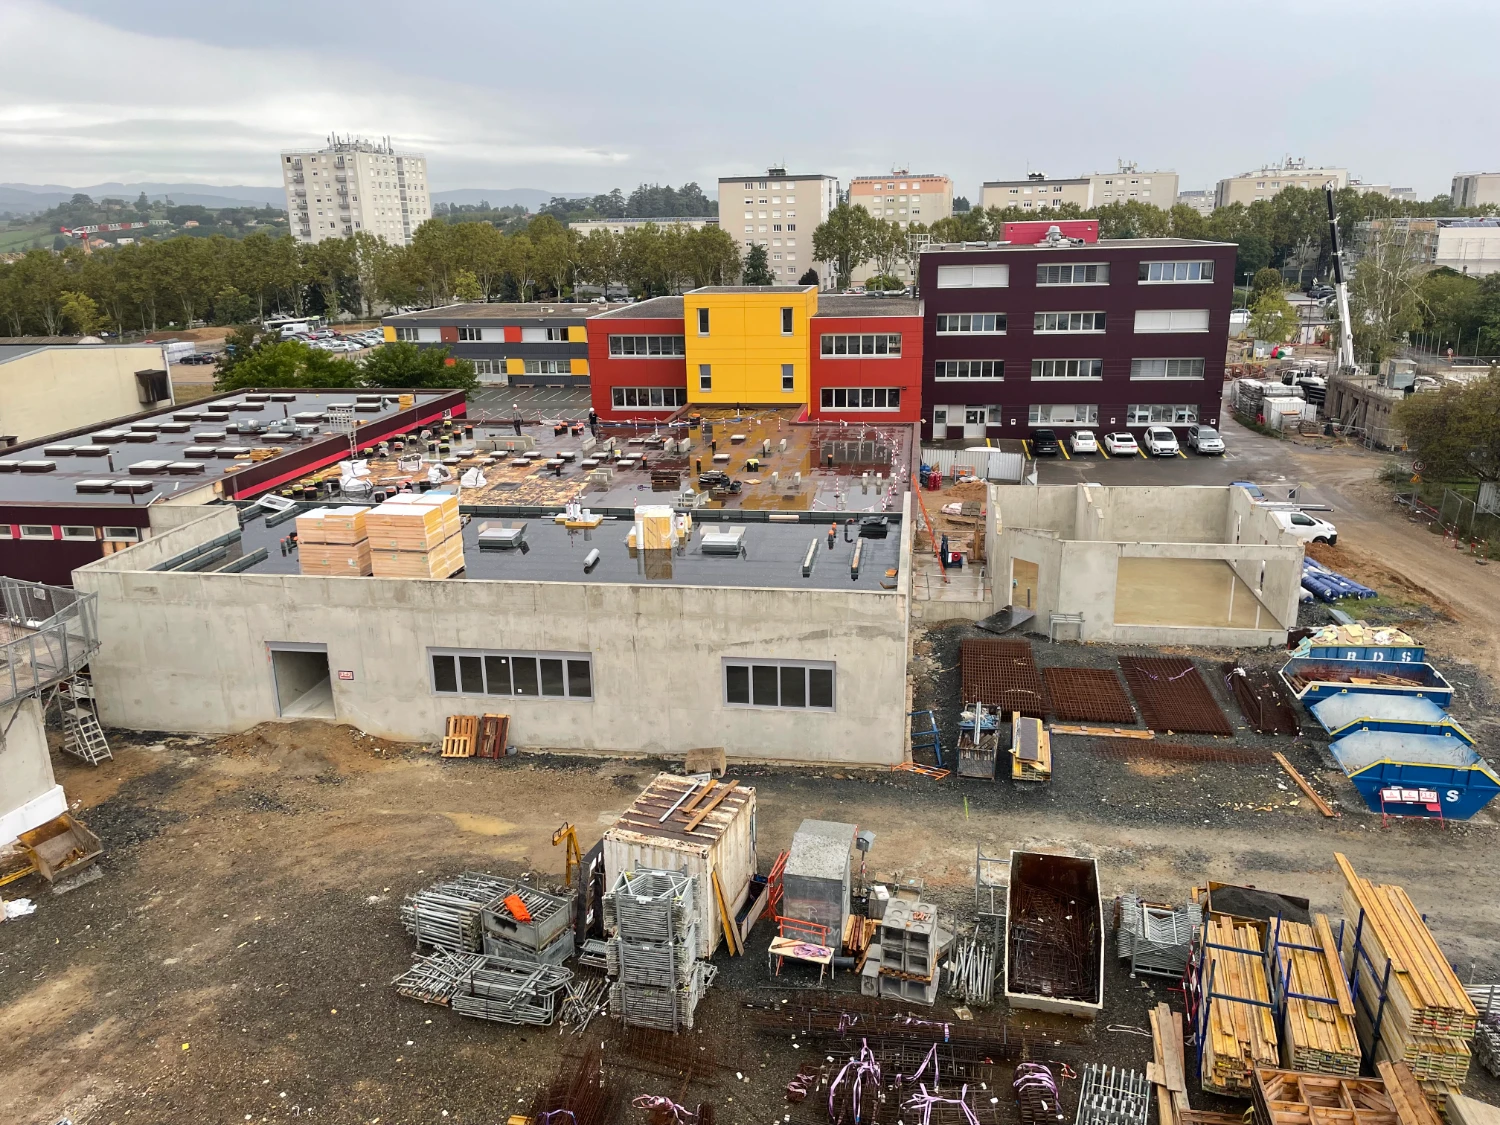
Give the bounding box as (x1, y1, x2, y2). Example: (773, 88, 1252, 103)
(1137, 279, 1215, 285)
(724, 703, 835, 713)
(1029, 377, 1104, 382)
(935, 331, 1007, 337)
(1134, 329, 1210, 334)
(1129, 376, 1206, 381)
(1033, 330, 1106, 335)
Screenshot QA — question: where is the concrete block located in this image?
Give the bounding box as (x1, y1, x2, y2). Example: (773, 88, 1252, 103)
(861, 947, 881, 997)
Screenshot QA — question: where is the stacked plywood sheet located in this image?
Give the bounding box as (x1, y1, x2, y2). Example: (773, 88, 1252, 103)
(1203, 914, 1279, 1095)
(368, 493, 465, 578)
(1336, 854, 1475, 1097)
(1275, 916, 1361, 1075)
(297, 505, 372, 576)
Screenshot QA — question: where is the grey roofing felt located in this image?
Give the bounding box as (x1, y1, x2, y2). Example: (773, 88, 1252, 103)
(923, 237, 1235, 253)
(1331, 731, 1492, 774)
(383, 302, 632, 321)
(690, 285, 813, 294)
(591, 297, 685, 319)
(814, 296, 921, 317)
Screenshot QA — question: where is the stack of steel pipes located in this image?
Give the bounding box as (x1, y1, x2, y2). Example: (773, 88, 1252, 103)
(945, 933, 999, 1005)
(399, 872, 514, 952)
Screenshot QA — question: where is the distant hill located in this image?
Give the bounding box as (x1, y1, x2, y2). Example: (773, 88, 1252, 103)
(432, 188, 590, 211)
(0, 182, 287, 214)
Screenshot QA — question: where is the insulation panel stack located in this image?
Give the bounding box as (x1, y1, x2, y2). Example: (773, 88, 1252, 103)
(1202, 914, 1279, 1095)
(1336, 854, 1474, 1101)
(297, 505, 372, 576)
(368, 492, 465, 578)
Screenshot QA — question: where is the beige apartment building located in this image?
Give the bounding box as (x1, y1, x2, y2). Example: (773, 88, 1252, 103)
(847, 171, 952, 285)
(1213, 161, 1349, 209)
(980, 165, 1179, 212)
(1452, 173, 1500, 209)
(569, 217, 717, 235)
(717, 168, 840, 285)
(281, 135, 432, 246)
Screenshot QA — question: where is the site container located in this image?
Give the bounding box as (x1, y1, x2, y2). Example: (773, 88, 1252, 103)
(1003, 849, 1104, 1019)
(1279, 656, 1453, 707)
(1330, 731, 1500, 820)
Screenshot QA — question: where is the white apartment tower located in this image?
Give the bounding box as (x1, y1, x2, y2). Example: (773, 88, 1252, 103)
(281, 135, 432, 246)
(717, 168, 840, 285)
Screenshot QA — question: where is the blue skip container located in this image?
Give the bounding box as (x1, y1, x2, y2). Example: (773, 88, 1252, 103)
(1329, 730, 1500, 820)
(1280, 656, 1454, 707)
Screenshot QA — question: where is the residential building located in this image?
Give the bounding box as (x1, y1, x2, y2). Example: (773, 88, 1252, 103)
(0, 341, 172, 445)
(281, 135, 431, 246)
(981, 166, 1180, 212)
(1214, 161, 1348, 209)
(586, 290, 924, 424)
(917, 226, 1235, 442)
(1352, 216, 1500, 277)
(0, 388, 463, 584)
(847, 172, 953, 286)
(381, 303, 633, 386)
(568, 217, 718, 235)
(1176, 190, 1216, 217)
(1452, 172, 1500, 209)
(717, 168, 840, 285)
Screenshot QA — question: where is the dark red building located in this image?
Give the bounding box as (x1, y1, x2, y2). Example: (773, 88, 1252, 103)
(586, 297, 689, 422)
(807, 295, 922, 424)
(917, 235, 1235, 442)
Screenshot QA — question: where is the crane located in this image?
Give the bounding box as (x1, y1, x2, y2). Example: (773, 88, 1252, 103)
(1324, 186, 1357, 373)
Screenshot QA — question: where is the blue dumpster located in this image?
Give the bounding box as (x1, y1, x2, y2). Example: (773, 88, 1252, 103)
(1292, 623, 1425, 665)
(1280, 656, 1453, 707)
(1329, 730, 1500, 820)
(1309, 694, 1474, 743)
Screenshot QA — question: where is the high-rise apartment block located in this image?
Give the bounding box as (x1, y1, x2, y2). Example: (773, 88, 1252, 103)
(981, 166, 1179, 212)
(1452, 172, 1500, 209)
(848, 172, 952, 285)
(1213, 161, 1348, 209)
(281, 136, 432, 246)
(717, 168, 840, 286)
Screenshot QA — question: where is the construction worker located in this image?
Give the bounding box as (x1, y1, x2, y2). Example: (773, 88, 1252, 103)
(587, 407, 599, 438)
(511, 405, 523, 436)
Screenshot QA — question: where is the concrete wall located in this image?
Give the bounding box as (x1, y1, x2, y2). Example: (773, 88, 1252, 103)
(1074, 484, 1228, 544)
(0, 345, 170, 443)
(75, 506, 912, 766)
(0, 698, 63, 845)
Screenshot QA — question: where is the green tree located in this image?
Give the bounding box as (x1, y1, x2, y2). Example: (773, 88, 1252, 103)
(1418, 269, 1479, 352)
(1394, 371, 1500, 480)
(741, 244, 775, 286)
(682, 225, 740, 289)
(1233, 233, 1275, 284)
(811, 203, 876, 290)
(866, 219, 907, 279)
(212, 285, 254, 326)
(452, 268, 483, 303)
(1346, 223, 1427, 371)
(361, 341, 478, 391)
(1251, 267, 1285, 300)
(214, 339, 362, 390)
(1248, 290, 1297, 343)
(797, 268, 819, 286)
(58, 290, 103, 335)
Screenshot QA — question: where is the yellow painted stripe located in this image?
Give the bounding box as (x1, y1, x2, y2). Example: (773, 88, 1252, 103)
(1098, 446, 1109, 459)
(1176, 449, 1187, 458)
(1138, 447, 1148, 459)
(1021, 440, 1030, 458)
(1059, 443, 1071, 460)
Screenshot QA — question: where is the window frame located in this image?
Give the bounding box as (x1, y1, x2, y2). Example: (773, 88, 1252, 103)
(1028, 404, 1099, 426)
(723, 658, 836, 711)
(819, 333, 901, 357)
(935, 264, 1010, 289)
(819, 387, 902, 411)
(1133, 309, 1211, 334)
(933, 359, 1004, 381)
(1126, 403, 1200, 425)
(1035, 262, 1110, 286)
(1030, 358, 1104, 380)
(698, 364, 712, 392)
(608, 334, 687, 357)
(456, 326, 481, 341)
(522, 359, 569, 375)
(60, 526, 97, 541)
(781, 307, 794, 335)
(394, 326, 418, 341)
(611, 387, 687, 408)
(102, 526, 141, 542)
(935, 313, 1007, 335)
(1130, 358, 1207, 381)
(781, 364, 795, 392)
(1137, 260, 1215, 284)
(697, 307, 710, 335)
(19, 525, 54, 540)
(1033, 311, 1106, 334)
(429, 648, 594, 700)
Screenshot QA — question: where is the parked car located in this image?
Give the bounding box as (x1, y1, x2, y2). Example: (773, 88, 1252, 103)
(1305, 284, 1336, 300)
(1030, 428, 1060, 456)
(177, 351, 216, 365)
(1232, 481, 1267, 503)
(1103, 432, 1139, 456)
(1069, 429, 1098, 454)
(1270, 509, 1337, 544)
(1143, 427, 1180, 456)
(1186, 424, 1225, 455)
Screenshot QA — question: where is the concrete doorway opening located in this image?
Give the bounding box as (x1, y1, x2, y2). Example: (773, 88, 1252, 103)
(269, 643, 334, 719)
(1011, 558, 1039, 610)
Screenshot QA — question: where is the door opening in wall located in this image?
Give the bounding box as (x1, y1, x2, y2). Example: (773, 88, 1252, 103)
(269, 643, 335, 719)
(1011, 558, 1039, 610)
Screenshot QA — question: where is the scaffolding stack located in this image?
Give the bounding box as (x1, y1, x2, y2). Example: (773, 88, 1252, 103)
(400, 872, 516, 952)
(1117, 894, 1199, 980)
(604, 869, 712, 1032)
(1075, 1064, 1151, 1125)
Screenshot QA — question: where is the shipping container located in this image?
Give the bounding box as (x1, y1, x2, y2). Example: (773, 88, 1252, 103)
(1003, 850, 1104, 1019)
(602, 773, 757, 960)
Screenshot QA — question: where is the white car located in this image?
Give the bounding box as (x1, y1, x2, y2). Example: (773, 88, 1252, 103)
(1069, 429, 1098, 454)
(1143, 427, 1180, 457)
(1103, 432, 1139, 456)
(1187, 425, 1225, 455)
(1270, 509, 1337, 545)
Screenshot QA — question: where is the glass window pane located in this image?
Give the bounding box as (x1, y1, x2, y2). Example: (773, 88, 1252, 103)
(540, 658, 566, 697)
(861, 388, 874, 407)
(822, 335, 832, 355)
(566, 659, 592, 698)
(889, 388, 900, 408)
(821, 388, 832, 407)
(779, 665, 806, 707)
(484, 655, 512, 695)
(726, 664, 750, 704)
(751, 665, 779, 706)
(889, 335, 900, 356)
(808, 668, 834, 709)
(459, 655, 484, 694)
(432, 654, 457, 693)
(513, 657, 539, 696)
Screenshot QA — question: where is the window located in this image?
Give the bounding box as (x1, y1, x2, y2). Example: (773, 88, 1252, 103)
(933, 359, 1003, 380)
(781, 364, 795, 392)
(1127, 403, 1199, 424)
(612, 387, 688, 408)
(523, 360, 570, 374)
(1028, 404, 1099, 425)
(1134, 309, 1210, 333)
(1031, 359, 1103, 380)
(820, 333, 901, 357)
(430, 649, 593, 699)
(609, 335, 686, 357)
(724, 659, 835, 710)
(936, 264, 1009, 288)
(820, 388, 902, 411)
(1037, 263, 1109, 285)
(1138, 260, 1215, 283)
(457, 327, 481, 341)
(1130, 358, 1207, 380)
(699, 364, 712, 392)
(544, 327, 570, 342)
(786, 223, 795, 231)
(935, 313, 1006, 334)
(61, 526, 96, 541)
(697, 308, 710, 335)
(1034, 311, 1106, 333)
(395, 326, 418, 341)
(102, 527, 140, 542)
(20, 525, 54, 539)
(472, 359, 499, 375)
(781, 307, 794, 334)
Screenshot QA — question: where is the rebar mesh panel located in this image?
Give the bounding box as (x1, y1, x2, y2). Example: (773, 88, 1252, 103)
(1118, 656, 1232, 736)
(1221, 662, 1301, 736)
(1089, 741, 1271, 765)
(962, 639, 1048, 718)
(1043, 667, 1136, 724)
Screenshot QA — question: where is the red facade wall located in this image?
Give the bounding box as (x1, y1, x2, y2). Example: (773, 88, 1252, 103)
(1004, 220, 1099, 244)
(808, 314, 923, 423)
(586, 316, 688, 421)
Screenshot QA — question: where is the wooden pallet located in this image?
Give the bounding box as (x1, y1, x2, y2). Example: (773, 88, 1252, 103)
(441, 714, 479, 757)
(475, 713, 509, 759)
(1251, 1068, 1398, 1125)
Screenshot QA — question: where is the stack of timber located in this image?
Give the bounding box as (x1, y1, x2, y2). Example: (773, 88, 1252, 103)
(1447, 1094, 1500, 1125)
(368, 493, 465, 578)
(1377, 1062, 1445, 1125)
(1202, 915, 1279, 1095)
(1336, 853, 1475, 1101)
(297, 505, 372, 575)
(1149, 1003, 1191, 1125)
(1251, 1068, 1398, 1125)
(1274, 916, 1361, 1075)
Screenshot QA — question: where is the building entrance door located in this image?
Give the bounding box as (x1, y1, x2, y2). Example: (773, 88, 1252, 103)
(963, 408, 988, 440)
(268, 642, 335, 720)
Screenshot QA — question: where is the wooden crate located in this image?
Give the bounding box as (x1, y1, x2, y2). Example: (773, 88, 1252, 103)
(475, 714, 510, 758)
(367, 494, 459, 551)
(441, 714, 479, 757)
(1251, 1068, 1397, 1125)
(299, 539, 373, 576)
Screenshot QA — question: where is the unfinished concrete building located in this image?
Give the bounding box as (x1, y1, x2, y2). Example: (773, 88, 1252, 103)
(985, 484, 1304, 646)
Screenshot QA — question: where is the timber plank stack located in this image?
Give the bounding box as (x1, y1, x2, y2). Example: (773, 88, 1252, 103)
(1251, 1068, 1398, 1125)
(1336, 853, 1475, 1102)
(297, 505, 372, 576)
(368, 493, 465, 579)
(1204, 915, 1280, 1095)
(1276, 916, 1361, 1075)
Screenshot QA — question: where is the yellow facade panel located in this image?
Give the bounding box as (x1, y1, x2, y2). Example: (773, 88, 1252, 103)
(383, 325, 396, 342)
(506, 358, 525, 376)
(685, 287, 818, 406)
(570, 357, 589, 375)
(567, 324, 587, 343)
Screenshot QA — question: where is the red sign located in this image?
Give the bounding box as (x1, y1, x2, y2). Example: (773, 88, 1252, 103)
(338, 670, 354, 681)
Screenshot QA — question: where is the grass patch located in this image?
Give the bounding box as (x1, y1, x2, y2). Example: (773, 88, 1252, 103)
(0, 224, 49, 252)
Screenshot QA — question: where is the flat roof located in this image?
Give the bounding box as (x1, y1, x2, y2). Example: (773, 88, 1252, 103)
(814, 296, 920, 317)
(850, 174, 948, 182)
(922, 237, 1235, 253)
(0, 390, 456, 509)
(592, 297, 685, 319)
(983, 177, 1088, 187)
(690, 285, 813, 294)
(384, 302, 633, 322)
(0, 342, 163, 365)
(719, 173, 832, 182)
(234, 507, 903, 593)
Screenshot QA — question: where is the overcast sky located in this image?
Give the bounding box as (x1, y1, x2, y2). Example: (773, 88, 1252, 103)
(4, 0, 1496, 201)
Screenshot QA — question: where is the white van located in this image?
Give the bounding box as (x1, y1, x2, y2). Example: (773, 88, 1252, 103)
(1270, 509, 1337, 545)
